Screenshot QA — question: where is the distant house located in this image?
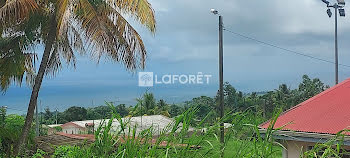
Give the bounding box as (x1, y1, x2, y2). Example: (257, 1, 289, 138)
(61, 122, 88, 134)
(61, 115, 191, 136)
(260, 78, 350, 158)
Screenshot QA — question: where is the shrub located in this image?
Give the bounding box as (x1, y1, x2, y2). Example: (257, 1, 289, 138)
(0, 114, 35, 156)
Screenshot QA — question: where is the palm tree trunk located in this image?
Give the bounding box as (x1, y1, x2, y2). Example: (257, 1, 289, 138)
(13, 21, 56, 156)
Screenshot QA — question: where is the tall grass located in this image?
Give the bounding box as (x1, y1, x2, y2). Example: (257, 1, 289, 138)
(1, 103, 345, 157)
(39, 104, 284, 158)
(24, 104, 350, 158)
(303, 130, 349, 158)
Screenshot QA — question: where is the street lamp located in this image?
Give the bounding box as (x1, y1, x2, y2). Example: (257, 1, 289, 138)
(210, 8, 219, 15)
(211, 8, 225, 156)
(339, 8, 346, 16)
(338, 0, 346, 6)
(321, 0, 346, 84)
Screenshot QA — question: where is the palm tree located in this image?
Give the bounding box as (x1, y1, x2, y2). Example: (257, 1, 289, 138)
(0, 0, 156, 154)
(134, 92, 156, 115)
(143, 93, 156, 114)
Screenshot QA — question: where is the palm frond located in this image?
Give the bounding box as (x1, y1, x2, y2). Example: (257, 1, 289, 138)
(0, 36, 35, 91)
(73, 0, 146, 69)
(99, 4, 147, 68)
(57, 30, 76, 67)
(46, 18, 78, 76)
(0, 0, 38, 25)
(44, 1, 85, 77)
(56, 0, 71, 37)
(45, 44, 62, 77)
(69, 25, 85, 55)
(104, 0, 156, 32)
(55, 0, 84, 61)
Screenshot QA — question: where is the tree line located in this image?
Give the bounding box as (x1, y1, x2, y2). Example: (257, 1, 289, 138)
(39, 75, 328, 126)
(0, 74, 328, 156)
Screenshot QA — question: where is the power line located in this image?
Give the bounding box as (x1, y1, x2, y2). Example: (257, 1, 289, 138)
(223, 28, 350, 68)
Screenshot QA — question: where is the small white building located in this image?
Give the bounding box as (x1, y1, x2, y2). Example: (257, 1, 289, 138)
(61, 122, 88, 134)
(61, 115, 192, 136)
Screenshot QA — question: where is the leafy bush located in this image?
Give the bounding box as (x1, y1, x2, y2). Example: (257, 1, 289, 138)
(31, 149, 46, 158)
(52, 145, 93, 158)
(0, 114, 35, 157)
(54, 126, 62, 132)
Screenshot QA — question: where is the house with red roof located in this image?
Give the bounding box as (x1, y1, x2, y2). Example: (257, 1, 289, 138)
(260, 78, 350, 158)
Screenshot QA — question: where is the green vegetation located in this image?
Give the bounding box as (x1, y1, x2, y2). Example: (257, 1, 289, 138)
(0, 75, 337, 157)
(0, 110, 35, 157)
(39, 75, 329, 126)
(29, 104, 347, 158)
(28, 105, 283, 158)
(0, 0, 156, 153)
(0, 104, 346, 157)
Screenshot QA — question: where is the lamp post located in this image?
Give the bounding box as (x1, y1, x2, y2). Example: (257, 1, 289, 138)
(211, 8, 225, 156)
(321, 0, 346, 85)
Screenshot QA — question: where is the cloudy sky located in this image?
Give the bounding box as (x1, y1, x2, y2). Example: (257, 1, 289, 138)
(1, 0, 350, 113)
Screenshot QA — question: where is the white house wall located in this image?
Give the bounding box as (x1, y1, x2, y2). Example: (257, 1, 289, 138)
(62, 125, 87, 134)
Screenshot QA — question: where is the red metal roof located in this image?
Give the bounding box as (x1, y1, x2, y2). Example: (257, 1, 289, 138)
(260, 78, 350, 135)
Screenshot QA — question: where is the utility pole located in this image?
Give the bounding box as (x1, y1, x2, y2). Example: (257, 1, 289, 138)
(93, 120, 95, 134)
(263, 99, 266, 118)
(55, 108, 58, 125)
(218, 15, 225, 147)
(140, 102, 143, 128)
(211, 8, 225, 157)
(321, 0, 345, 85)
(334, 5, 339, 84)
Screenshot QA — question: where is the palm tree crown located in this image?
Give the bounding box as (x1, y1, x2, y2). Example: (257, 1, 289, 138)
(0, 0, 156, 91)
(0, 0, 156, 155)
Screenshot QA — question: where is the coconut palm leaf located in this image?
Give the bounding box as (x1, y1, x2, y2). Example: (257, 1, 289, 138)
(0, 36, 35, 91)
(1, 0, 156, 153)
(97, 4, 147, 68)
(0, 0, 38, 25)
(71, 0, 142, 69)
(105, 0, 156, 32)
(0, 11, 41, 91)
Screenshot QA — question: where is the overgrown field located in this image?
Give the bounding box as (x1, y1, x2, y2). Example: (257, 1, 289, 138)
(1, 104, 347, 157)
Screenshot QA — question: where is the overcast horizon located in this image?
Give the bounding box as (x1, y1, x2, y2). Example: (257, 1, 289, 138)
(1, 0, 350, 114)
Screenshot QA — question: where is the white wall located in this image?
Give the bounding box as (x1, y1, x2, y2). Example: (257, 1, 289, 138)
(283, 139, 350, 158)
(62, 125, 86, 134)
(284, 140, 315, 158)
